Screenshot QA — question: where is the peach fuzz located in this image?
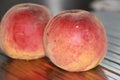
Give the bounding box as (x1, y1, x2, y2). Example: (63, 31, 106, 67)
(0, 3, 52, 60)
(44, 10, 107, 72)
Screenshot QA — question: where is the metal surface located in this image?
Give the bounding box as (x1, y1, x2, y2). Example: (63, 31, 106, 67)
(96, 12, 120, 80)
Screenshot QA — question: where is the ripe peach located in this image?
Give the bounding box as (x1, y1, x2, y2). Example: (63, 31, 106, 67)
(44, 10, 107, 72)
(0, 3, 52, 60)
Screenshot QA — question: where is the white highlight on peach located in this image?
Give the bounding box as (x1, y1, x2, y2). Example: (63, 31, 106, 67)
(76, 26, 79, 28)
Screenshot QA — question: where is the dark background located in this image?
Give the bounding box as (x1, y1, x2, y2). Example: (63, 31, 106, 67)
(0, 0, 94, 20)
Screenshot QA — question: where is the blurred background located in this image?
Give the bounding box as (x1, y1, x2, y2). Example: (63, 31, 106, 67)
(0, 0, 93, 20)
(0, 0, 120, 20)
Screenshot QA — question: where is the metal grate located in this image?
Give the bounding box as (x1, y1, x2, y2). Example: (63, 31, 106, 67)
(96, 12, 120, 80)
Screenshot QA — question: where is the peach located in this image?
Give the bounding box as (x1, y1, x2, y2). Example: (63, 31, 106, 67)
(44, 10, 107, 72)
(0, 3, 51, 60)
